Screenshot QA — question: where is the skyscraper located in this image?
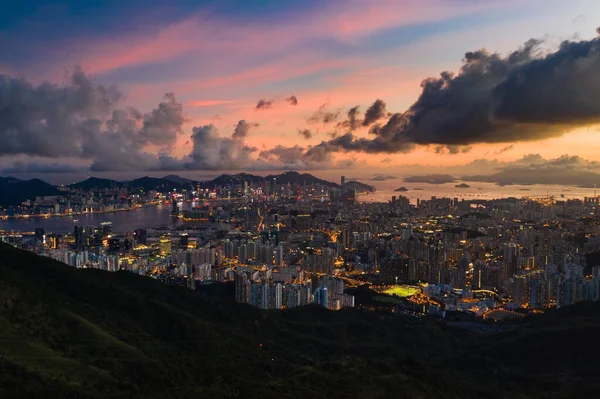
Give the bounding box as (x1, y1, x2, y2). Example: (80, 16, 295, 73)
(341, 176, 346, 193)
(314, 286, 328, 308)
(179, 233, 189, 249)
(275, 245, 283, 266)
(99, 222, 112, 236)
(457, 256, 470, 289)
(74, 226, 84, 251)
(134, 228, 147, 245)
(235, 273, 250, 304)
(34, 228, 45, 243)
(171, 197, 179, 216)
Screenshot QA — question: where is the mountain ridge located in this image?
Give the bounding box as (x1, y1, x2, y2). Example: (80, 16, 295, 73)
(0, 177, 62, 207)
(1, 172, 374, 207)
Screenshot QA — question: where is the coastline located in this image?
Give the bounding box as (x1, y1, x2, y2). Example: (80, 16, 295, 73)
(0, 202, 161, 221)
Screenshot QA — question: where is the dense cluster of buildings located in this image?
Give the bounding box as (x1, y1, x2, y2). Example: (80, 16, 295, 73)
(4, 173, 600, 319)
(234, 273, 354, 310)
(0, 186, 150, 218)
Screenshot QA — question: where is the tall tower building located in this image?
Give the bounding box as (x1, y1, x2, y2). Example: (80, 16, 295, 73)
(235, 273, 250, 304)
(314, 286, 328, 308)
(74, 226, 84, 251)
(341, 176, 346, 193)
(179, 233, 189, 249)
(275, 245, 284, 267)
(100, 222, 112, 236)
(134, 228, 148, 245)
(34, 228, 45, 243)
(171, 197, 179, 216)
(457, 256, 470, 289)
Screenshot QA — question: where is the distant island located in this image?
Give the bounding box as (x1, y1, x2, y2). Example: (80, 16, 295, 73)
(370, 174, 396, 182)
(462, 168, 600, 187)
(403, 174, 457, 184)
(346, 180, 376, 193)
(394, 187, 408, 192)
(455, 183, 470, 188)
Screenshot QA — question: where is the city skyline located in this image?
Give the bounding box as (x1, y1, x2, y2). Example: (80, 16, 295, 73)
(2, 1, 600, 176)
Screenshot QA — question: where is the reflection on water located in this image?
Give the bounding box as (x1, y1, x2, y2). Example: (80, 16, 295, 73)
(0, 202, 209, 234)
(358, 180, 598, 203)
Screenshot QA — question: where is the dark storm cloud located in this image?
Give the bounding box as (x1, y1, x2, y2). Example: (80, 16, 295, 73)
(138, 93, 185, 147)
(232, 120, 259, 140)
(0, 68, 187, 171)
(362, 99, 387, 126)
(302, 142, 332, 163)
(286, 95, 298, 105)
(87, 92, 187, 171)
(169, 121, 326, 171)
(322, 113, 417, 153)
(308, 33, 600, 154)
(0, 68, 120, 157)
(184, 124, 257, 169)
(0, 67, 356, 172)
(298, 129, 312, 139)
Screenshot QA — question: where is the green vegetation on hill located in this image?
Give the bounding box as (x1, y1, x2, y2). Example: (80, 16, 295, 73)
(1, 243, 600, 398)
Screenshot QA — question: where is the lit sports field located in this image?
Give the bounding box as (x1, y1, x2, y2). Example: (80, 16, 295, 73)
(383, 285, 420, 297)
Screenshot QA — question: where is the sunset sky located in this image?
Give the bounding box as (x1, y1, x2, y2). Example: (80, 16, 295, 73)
(2, 0, 600, 175)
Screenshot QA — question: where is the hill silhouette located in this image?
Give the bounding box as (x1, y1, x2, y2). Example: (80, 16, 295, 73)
(1, 243, 599, 398)
(0, 177, 62, 206)
(68, 177, 123, 190)
(1, 172, 376, 207)
(265, 171, 337, 187)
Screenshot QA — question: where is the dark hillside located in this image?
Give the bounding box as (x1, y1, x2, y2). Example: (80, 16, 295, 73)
(0, 177, 61, 206)
(1, 243, 600, 398)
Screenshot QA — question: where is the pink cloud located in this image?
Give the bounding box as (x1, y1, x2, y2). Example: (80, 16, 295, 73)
(124, 50, 353, 108)
(187, 99, 236, 107)
(47, 0, 515, 79)
(67, 17, 202, 76)
(315, 0, 501, 38)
